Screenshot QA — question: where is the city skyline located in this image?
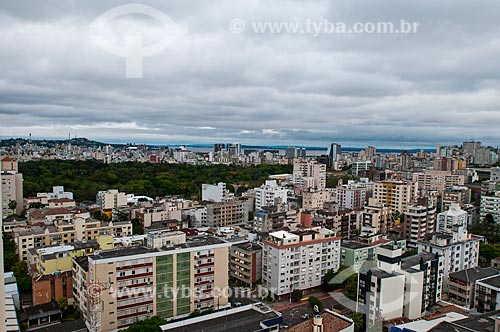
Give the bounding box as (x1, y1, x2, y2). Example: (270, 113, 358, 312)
(2, 1, 500, 147)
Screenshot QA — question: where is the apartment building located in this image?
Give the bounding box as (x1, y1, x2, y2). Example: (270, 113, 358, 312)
(404, 204, 436, 246)
(135, 207, 182, 228)
(72, 233, 230, 332)
(254, 180, 288, 210)
(448, 267, 498, 309)
(372, 180, 418, 213)
(201, 182, 233, 202)
(1, 157, 23, 216)
(476, 275, 500, 313)
(442, 186, 471, 211)
(417, 204, 482, 290)
(96, 189, 128, 210)
(335, 185, 367, 210)
(292, 159, 326, 190)
(412, 170, 465, 194)
(29, 235, 114, 306)
(481, 190, 500, 223)
(302, 189, 331, 210)
(37, 186, 74, 201)
(317, 207, 360, 238)
(358, 246, 444, 326)
(184, 199, 249, 228)
(360, 198, 393, 234)
(262, 229, 341, 298)
(229, 242, 262, 288)
(13, 218, 132, 260)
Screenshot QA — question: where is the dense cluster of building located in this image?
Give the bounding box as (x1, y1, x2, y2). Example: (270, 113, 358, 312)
(2, 140, 500, 332)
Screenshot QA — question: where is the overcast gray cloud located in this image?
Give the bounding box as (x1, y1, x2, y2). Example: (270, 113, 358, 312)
(1, 0, 500, 148)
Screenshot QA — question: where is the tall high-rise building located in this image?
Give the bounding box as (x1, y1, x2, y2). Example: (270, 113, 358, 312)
(292, 159, 326, 190)
(327, 143, 341, 168)
(213, 143, 225, 153)
(1, 157, 23, 216)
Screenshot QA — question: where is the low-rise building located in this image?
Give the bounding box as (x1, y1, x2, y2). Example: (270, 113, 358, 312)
(476, 275, 500, 313)
(448, 267, 498, 309)
(13, 219, 132, 260)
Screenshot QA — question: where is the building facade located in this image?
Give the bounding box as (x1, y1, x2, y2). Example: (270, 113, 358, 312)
(262, 229, 341, 298)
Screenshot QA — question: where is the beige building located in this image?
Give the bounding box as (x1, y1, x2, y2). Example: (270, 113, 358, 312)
(302, 189, 332, 210)
(361, 198, 393, 234)
(372, 180, 418, 213)
(96, 189, 128, 210)
(135, 207, 182, 228)
(12, 218, 132, 260)
(73, 233, 230, 332)
(1, 157, 23, 216)
(293, 159, 326, 191)
(413, 170, 465, 194)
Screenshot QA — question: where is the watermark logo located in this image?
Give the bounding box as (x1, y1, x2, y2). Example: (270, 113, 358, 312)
(229, 18, 419, 36)
(89, 3, 186, 78)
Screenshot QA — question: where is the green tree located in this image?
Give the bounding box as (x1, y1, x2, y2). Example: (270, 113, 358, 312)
(291, 289, 303, 302)
(58, 297, 68, 311)
(8, 199, 17, 212)
(12, 260, 31, 292)
(349, 312, 364, 332)
(125, 316, 166, 332)
(308, 296, 324, 312)
(480, 242, 500, 260)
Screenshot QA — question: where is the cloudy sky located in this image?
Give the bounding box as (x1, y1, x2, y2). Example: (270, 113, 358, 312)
(1, 0, 500, 148)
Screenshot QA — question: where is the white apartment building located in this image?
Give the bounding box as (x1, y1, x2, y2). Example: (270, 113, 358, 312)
(254, 180, 288, 210)
(358, 246, 444, 326)
(96, 189, 128, 210)
(201, 182, 233, 202)
(417, 204, 482, 290)
(476, 275, 500, 313)
(292, 159, 326, 190)
(372, 180, 418, 213)
(262, 229, 341, 298)
(37, 186, 74, 201)
(336, 186, 367, 210)
(481, 191, 500, 223)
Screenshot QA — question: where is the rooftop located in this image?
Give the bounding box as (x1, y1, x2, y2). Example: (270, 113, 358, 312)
(478, 274, 500, 289)
(449, 267, 499, 283)
(160, 304, 280, 332)
(341, 240, 370, 250)
(288, 310, 352, 332)
(401, 252, 438, 270)
(92, 235, 227, 260)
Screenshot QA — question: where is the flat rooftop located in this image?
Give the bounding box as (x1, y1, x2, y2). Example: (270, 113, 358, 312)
(341, 240, 370, 250)
(92, 235, 228, 260)
(161, 304, 280, 332)
(449, 267, 499, 283)
(401, 252, 437, 270)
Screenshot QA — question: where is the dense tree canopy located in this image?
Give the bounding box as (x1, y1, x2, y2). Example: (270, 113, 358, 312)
(19, 160, 292, 202)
